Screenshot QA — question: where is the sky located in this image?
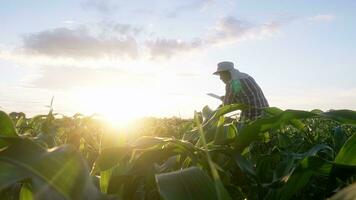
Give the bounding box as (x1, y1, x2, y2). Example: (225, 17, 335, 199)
(0, 0, 355, 121)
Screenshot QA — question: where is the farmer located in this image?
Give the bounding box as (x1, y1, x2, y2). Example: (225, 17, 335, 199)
(213, 61, 269, 121)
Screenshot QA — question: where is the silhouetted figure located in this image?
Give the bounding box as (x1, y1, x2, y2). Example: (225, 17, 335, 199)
(213, 61, 269, 121)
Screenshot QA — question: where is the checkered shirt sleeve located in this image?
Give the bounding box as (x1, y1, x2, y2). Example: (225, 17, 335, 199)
(224, 76, 269, 120)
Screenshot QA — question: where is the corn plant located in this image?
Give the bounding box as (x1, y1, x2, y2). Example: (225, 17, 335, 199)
(0, 105, 356, 200)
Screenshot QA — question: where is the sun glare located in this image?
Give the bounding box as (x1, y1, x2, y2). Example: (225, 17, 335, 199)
(71, 87, 167, 129)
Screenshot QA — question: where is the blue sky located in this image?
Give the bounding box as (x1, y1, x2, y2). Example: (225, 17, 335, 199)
(1, 0, 355, 120)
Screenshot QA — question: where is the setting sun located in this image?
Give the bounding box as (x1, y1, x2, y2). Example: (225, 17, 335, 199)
(71, 87, 169, 126)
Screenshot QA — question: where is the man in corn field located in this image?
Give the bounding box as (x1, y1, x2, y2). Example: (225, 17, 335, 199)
(213, 61, 269, 122)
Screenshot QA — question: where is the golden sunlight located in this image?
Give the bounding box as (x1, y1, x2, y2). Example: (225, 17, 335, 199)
(71, 87, 168, 129)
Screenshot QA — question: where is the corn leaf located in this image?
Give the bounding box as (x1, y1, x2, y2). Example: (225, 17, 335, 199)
(156, 167, 230, 200)
(0, 138, 105, 200)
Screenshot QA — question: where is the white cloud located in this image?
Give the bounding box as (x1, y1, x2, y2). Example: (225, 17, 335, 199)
(1, 16, 285, 62)
(1, 21, 145, 64)
(80, 0, 118, 14)
(309, 14, 335, 22)
(206, 16, 281, 45)
(145, 16, 283, 57)
(145, 38, 204, 58)
(21, 26, 139, 59)
(97, 21, 144, 36)
(166, 0, 213, 18)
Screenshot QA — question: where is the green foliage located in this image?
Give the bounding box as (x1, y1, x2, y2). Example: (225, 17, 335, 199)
(156, 167, 222, 200)
(0, 105, 355, 200)
(0, 138, 105, 200)
(0, 110, 18, 148)
(335, 133, 356, 166)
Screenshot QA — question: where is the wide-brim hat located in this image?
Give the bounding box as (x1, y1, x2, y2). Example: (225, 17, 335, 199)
(213, 61, 234, 75)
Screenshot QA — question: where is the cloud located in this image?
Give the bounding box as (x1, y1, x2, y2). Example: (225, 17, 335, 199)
(145, 38, 204, 58)
(309, 14, 335, 22)
(166, 0, 213, 18)
(206, 16, 281, 45)
(97, 21, 144, 36)
(81, 0, 118, 14)
(1, 16, 284, 61)
(21, 26, 139, 59)
(145, 16, 283, 57)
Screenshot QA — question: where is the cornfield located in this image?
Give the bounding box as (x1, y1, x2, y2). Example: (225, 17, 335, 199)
(0, 105, 356, 200)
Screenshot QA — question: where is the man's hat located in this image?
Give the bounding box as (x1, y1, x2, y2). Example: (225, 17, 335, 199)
(213, 61, 234, 75)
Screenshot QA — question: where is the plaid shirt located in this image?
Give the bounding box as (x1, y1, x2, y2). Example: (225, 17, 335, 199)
(224, 76, 269, 121)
